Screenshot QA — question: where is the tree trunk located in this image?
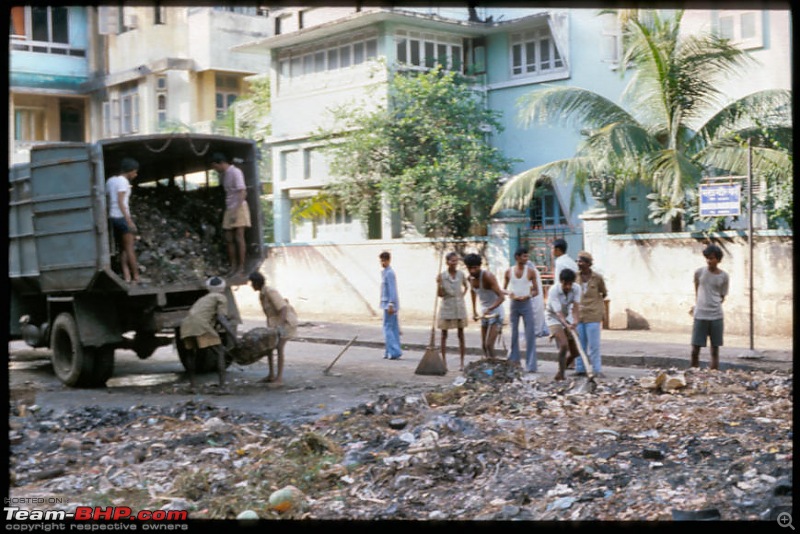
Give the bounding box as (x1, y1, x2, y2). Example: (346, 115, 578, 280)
(670, 214, 683, 232)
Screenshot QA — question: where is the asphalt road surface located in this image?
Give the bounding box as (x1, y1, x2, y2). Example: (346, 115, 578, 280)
(9, 338, 652, 424)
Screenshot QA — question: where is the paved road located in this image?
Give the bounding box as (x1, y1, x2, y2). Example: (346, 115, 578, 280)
(8, 315, 790, 423)
(279, 316, 792, 373)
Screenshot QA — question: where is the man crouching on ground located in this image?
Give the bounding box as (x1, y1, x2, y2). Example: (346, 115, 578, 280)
(248, 271, 298, 386)
(179, 276, 235, 393)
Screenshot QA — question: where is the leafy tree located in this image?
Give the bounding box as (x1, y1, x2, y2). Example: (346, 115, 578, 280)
(492, 9, 792, 232)
(319, 66, 515, 239)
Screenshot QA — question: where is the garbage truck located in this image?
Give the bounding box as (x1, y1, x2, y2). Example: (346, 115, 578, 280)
(8, 133, 264, 387)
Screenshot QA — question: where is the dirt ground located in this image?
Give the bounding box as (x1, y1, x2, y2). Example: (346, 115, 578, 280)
(8, 335, 791, 522)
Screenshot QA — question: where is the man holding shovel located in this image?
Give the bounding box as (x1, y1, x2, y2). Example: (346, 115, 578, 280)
(545, 268, 582, 381)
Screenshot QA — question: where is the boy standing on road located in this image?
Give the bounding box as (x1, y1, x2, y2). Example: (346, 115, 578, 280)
(691, 244, 729, 370)
(380, 251, 402, 360)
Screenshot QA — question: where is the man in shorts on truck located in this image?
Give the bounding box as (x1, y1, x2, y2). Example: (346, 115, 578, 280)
(211, 152, 250, 279)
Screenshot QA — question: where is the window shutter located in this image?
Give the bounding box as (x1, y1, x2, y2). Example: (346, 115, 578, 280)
(546, 11, 569, 71)
(102, 102, 110, 137)
(132, 93, 140, 133)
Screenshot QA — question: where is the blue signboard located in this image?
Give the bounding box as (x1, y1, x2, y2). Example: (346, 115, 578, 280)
(699, 183, 741, 217)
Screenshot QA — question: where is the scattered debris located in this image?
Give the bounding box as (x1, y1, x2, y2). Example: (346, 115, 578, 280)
(640, 370, 688, 392)
(8, 365, 793, 520)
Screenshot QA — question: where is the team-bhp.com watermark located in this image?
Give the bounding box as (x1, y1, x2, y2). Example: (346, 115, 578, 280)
(5, 497, 188, 531)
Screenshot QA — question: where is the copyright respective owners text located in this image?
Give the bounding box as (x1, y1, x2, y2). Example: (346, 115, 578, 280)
(5, 497, 190, 531)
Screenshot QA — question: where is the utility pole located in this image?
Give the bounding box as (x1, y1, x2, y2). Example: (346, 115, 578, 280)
(740, 138, 762, 360)
(748, 139, 754, 352)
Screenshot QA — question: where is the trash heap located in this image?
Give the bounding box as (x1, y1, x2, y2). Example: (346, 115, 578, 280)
(8, 364, 793, 521)
(128, 184, 227, 285)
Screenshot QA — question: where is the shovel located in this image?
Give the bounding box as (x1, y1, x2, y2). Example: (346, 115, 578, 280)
(322, 336, 358, 376)
(566, 328, 597, 394)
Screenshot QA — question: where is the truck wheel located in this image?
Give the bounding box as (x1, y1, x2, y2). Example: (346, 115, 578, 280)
(89, 346, 115, 386)
(51, 313, 94, 387)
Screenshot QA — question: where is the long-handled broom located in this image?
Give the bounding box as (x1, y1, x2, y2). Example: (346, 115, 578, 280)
(415, 248, 447, 376)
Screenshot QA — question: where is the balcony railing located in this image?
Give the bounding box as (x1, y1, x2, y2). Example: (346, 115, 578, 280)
(10, 35, 86, 57)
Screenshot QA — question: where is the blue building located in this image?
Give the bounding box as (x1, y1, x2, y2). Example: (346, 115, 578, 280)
(9, 6, 95, 164)
(235, 6, 789, 274)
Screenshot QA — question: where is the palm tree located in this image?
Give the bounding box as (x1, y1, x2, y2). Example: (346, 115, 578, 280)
(492, 9, 792, 232)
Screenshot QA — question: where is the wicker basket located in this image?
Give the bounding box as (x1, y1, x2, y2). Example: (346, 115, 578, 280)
(229, 327, 280, 365)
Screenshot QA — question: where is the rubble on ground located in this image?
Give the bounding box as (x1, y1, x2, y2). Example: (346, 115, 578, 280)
(127, 184, 228, 285)
(8, 361, 792, 521)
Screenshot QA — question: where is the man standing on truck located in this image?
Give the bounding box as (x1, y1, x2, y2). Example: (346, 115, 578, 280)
(211, 152, 250, 279)
(106, 157, 141, 284)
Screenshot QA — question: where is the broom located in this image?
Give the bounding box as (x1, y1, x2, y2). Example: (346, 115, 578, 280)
(415, 247, 447, 376)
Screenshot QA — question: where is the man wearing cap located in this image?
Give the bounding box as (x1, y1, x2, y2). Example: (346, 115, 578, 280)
(574, 251, 608, 377)
(179, 276, 235, 392)
(106, 158, 140, 284)
(211, 152, 250, 278)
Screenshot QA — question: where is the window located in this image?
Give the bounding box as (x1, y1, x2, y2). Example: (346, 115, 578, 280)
(213, 6, 258, 16)
(600, 12, 623, 65)
(102, 82, 139, 136)
(530, 182, 568, 228)
(10, 6, 85, 56)
(14, 108, 46, 141)
(511, 28, 565, 78)
(120, 83, 139, 134)
(276, 34, 378, 82)
(715, 10, 763, 50)
(215, 74, 239, 118)
(156, 76, 168, 126)
(395, 30, 464, 72)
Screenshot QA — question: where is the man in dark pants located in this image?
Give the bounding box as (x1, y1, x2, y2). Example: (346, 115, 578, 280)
(179, 276, 235, 392)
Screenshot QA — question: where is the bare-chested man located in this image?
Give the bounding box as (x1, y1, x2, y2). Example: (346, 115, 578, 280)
(464, 253, 505, 361)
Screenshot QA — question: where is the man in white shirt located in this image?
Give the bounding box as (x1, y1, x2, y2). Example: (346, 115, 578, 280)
(552, 238, 578, 283)
(545, 267, 582, 381)
(106, 158, 140, 284)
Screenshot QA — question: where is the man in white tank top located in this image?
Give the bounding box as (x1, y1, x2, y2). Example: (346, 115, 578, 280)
(504, 247, 539, 371)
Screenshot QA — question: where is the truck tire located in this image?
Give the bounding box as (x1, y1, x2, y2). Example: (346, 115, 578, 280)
(175, 327, 233, 373)
(51, 312, 95, 387)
